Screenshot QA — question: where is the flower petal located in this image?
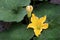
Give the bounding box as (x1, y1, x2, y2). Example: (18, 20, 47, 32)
(27, 23, 35, 29)
(39, 15, 46, 23)
(31, 14, 38, 23)
(34, 29, 42, 37)
(42, 23, 48, 29)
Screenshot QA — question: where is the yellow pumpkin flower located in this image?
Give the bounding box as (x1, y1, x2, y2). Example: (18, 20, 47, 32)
(27, 14, 48, 37)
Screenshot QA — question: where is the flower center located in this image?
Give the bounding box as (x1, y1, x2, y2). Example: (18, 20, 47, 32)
(37, 25, 41, 30)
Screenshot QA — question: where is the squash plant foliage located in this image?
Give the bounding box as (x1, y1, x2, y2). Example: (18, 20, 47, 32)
(0, 0, 60, 40)
(0, 0, 30, 22)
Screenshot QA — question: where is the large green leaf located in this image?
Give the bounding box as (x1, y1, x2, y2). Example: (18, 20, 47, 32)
(33, 3, 60, 40)
(0, 0, 30, 9)
(0, 8, 27, 22)
(0, 23, 34, 40)
(0, 0, 30, 22)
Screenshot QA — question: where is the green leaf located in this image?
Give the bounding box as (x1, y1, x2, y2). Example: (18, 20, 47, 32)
(0, 0, 30, 22)
(0, 8, 27, 22)
(0, 0, 30, 9)
(33, 3, 60, 40)
(0, 23, 34, 40)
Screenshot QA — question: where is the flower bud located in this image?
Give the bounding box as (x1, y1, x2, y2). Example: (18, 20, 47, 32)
(26, 5, 33, 18)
